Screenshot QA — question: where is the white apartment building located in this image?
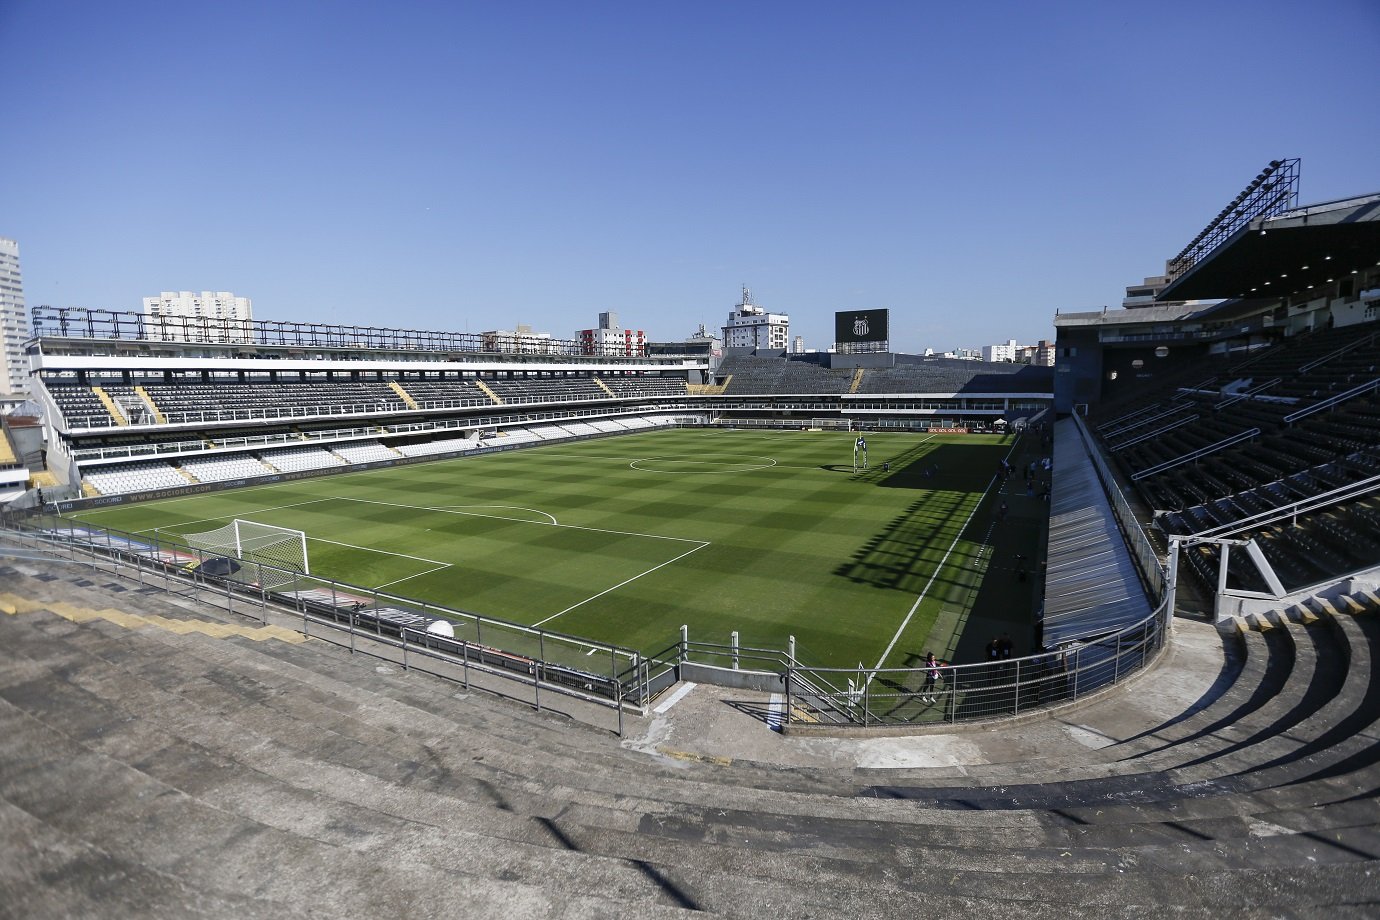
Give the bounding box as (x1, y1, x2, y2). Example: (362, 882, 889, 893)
(0, 238, 30, 396)
(143, 290, 253, 343)
(983, 339, 1019, 363)
(722, 287, 789, 350)
(482, 323, 558, 354)
(577, 312, 646, 356)
(982, 338, 1055, 366)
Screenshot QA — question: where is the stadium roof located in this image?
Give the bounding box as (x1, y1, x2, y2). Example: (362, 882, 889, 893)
(1157, 193, 1380, 302)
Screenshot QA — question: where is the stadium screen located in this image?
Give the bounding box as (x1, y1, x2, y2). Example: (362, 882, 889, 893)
(834, 309, 889, 345)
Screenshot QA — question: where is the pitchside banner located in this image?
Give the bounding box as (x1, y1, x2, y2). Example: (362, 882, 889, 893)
(835, 309, 889, 345)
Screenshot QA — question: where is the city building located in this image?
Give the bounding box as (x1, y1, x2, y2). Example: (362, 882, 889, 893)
(981, 339, 1055, 366)
(142, 291, 253, 343)
(0, 238, 29, 396)
(481, 323, 557, 354)
(982, 339, 1019, 363)
(721, 286, 789, 351)
(577, 312, 646, 356)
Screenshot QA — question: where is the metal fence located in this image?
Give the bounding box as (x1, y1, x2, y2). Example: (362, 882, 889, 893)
(781, 606, 1168, 727)
(0, 512, 672, 735)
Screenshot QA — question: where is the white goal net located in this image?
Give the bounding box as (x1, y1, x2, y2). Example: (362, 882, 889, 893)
(180, 519, 310, 590)
(809, 418, 852, 430)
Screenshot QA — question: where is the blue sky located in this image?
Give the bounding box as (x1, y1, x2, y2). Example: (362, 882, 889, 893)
(3, 0, 1377, 353)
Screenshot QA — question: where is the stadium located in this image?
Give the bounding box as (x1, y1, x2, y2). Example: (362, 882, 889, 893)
(3, 159, 1380, 915)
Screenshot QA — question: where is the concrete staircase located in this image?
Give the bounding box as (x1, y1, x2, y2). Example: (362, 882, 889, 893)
(1, 558, 1377, 917)
(475, 379, 504, 405)
(89, 385, 128, 426)
(388, 380, 420, 410)
(133, 385, 168, 424)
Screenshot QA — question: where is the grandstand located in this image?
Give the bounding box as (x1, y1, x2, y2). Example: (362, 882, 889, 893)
(20, 308, 1057, 502)
(1057, 174, 1380, 624)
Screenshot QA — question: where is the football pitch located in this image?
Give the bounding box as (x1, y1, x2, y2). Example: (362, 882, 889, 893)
(69, 428, 1044, 669)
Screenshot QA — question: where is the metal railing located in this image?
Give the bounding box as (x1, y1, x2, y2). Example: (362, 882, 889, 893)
(1072, 411, 1168, 603)
(0, 512, 661, 735)
(783, 610, 1167, 726)
(1130, 427, 1260, 481)
(30, 305, 655, 358)
(1283, 377, 1380, 425)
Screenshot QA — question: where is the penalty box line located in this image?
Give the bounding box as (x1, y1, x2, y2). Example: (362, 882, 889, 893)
(530, 541, 710, 629)
(330, 497, 712, 624)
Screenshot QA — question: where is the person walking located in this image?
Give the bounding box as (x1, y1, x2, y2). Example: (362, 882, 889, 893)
(922, 652, 943, 703)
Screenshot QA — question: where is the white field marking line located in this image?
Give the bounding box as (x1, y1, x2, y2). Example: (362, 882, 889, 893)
(66, 429, 741, 519)
(128, 499, 335, 535)
(302, 534, 453, 591)
(629, 456, 777, 474)
(335, 496, 708, 546)
(374, 563, 453, 591)
(431, 504, 558, 525)
(865, 456, 1015, 686)
(530, 541, 710, 629)
(653, 682, 697, 714)
(306, 535, 451, 567)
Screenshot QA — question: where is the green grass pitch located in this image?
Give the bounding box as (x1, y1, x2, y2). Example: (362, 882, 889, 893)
(70, 428, 1040, 669)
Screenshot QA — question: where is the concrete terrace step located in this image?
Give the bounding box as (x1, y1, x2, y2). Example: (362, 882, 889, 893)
(8, 604, 1368, 871)
(3, 560, 1380, 916)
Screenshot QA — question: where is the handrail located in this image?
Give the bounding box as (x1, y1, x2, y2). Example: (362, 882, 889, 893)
(1215, 377, 1279, 410)
(1072, 411, 1167, 602)
(1100, 405, 1186, 441)
(1299, 329, 1380, 373)
(1130, 427, 1259, 481)
(1096, 402, 1164, 433)
(784, 599, 1168, 727)
(1283, 378, 1380, 425)
(1109, 414, 1199, 452)
(1183, 472, 1380, 541)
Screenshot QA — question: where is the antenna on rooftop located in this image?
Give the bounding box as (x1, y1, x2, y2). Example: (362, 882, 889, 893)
(741, 284, 753, 306)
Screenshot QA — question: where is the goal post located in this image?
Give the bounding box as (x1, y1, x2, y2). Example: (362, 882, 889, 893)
(809, 417, 852, 431)
(180, 519, 310, 589)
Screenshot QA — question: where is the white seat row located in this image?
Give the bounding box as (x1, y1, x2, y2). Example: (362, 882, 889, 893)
(83, 460, 189, 495)
(394, 437, 476, 457)
(333, 441, 399, 464)
(260, 446, 348, 472)
(181, 454, 276, 483)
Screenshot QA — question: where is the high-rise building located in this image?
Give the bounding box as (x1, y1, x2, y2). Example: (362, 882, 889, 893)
(722, 286, 789, 351)
(143, 290, 253, 343)
(0, 238, 30, 396)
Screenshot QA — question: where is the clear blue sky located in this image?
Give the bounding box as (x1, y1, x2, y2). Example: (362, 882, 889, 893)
(3, 1, 1377, 353)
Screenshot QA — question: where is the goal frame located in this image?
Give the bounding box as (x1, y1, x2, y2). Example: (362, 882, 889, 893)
(177, 518, 312, 584)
